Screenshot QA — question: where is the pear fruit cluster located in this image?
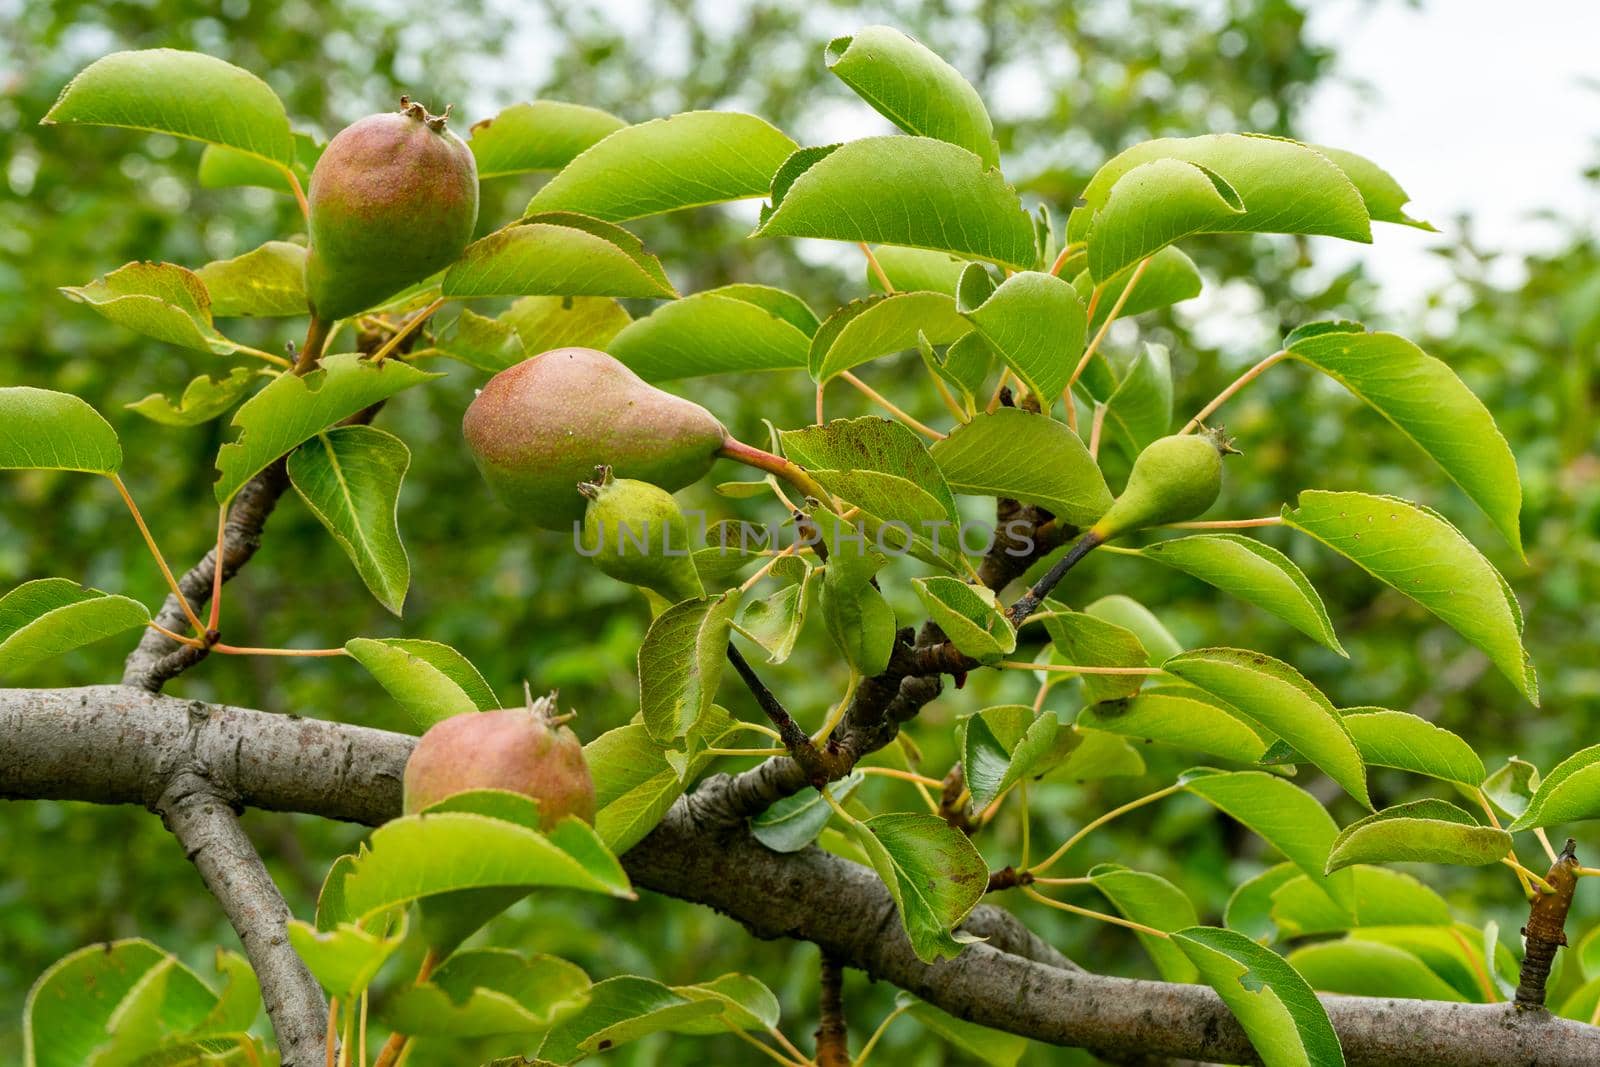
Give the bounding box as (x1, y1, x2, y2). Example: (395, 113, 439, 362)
(463, 348, 728, 529)
(402, 697, 595, 830)
(1091, 428, 1238, 541)
(580, 466, 705, 604)
(304, 97, 478, 321)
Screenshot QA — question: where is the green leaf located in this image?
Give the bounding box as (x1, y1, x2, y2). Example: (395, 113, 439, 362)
(956, 267, 1087, 406)
(585, 708, 733, 852)
(195, 240, 307, 318)
(1288, 940, 1464, 1001)
(1282, 490, 1536, 703)
(1327, 800, 1510, 872)
(849, 812, 988, 963)
(1172, 926, 1345, 1067)
(343, 637, 497, 730)
(337, 812, 632, 924)
(1085, 157, 1246, 279)
(1100, 343, 1174, 457)
(443, 213, 676, 299)
(1510, 744, 1600, 830)
(929, 408, 1112, 526)
(61, 261, 243, 355)
(126, 368, 259, 428)
(1284, 327, 1522, 554)
(418, 308, 527, 372)
(196, 131, 320, 194)
(287, 908, 407, 1000)
(503, 296, 631, 354)
(288, 426, 411, 615)
(811, 505, 897, 676)
(898, 994, 1029, 1067)
(0, 579, 149, 680)
(868, 247, 970, 295)
(1089, 864, 1200, 981)
(1040, 608, 1151, 703)
(806, 474, 956, 569)
(1225, 863, 1301, 942)
(25, 939, 254, 1067)
(782, 416, 957, 523)
(1483, 757, 1541, 820)
(1141, 535, 1344, 654)
(655, 973, 781, 1035)
(1185, 770, 1352, 910)
(0, 387, 122, 473)
(1068, 133, 1371, 272)
(733, 556, 815, 665)
(1165, 649, 1369, 807)
(536, 976, 726, 1063)
(468, 100, 627, 178)
(44, 49, 294, 165)
(382, 949, 591, 1038)
(1351, 925, 1516, 1002)
(808, 291, 970, 382)
(920, 330, 994, 412)
(213, 351, 439, 503)
(528, 111, 797, 221)
(609, 286, 815, 381)
(1270, 867, 1453, 938)
(1073, 246, 1202, 333)
(914, 577, 1015, 664)
(756, 137, 1038, 269)
(962, 707, 1066, 810)
(751, 772, 865, 853)
(1310, 146, 1434, 230)
(1039, 728, 1146, 782)
(1085, 595, 1183, 660)
(1341, 709, 1485, 786)
(1077, 685, 1269, 765)
(825, 26, 998, 167)
(1558, 977, 1600, 1022)
(639, 592, 739, 741)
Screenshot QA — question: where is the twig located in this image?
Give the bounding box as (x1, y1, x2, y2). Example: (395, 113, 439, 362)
(155, 768, 328, 1066)
(1515, 839, 1581, 1010)
(1022, 885, 1168, 938)
(816, 953, 850, 1066)
(1029, 784, 1183, 875)
(108, 474, 208, 636)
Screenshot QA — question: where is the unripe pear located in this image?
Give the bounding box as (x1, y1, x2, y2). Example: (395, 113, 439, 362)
(305, 97, 478, 321)
(402, 699, 595, 828)
(1091, 429, 1237, 541)
(463, 348, 728, 530)
(579, 467, 704, 604)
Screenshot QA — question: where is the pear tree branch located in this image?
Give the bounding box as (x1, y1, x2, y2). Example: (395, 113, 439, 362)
(5, 686, 1598, 1066)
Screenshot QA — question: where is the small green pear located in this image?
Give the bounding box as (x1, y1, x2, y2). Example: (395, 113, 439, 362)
(305, 97, 478, 321)
(1091, 429, 1237, 541)
(579, 467, 704, 604)
(463, 348, 728, 529)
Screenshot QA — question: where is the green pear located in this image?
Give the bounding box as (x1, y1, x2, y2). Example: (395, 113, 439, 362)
(304, 98, 478, 321)
(463, 348, 728, 529)
(579, 467, 705, 604)
(1091, 429, 1237, 541)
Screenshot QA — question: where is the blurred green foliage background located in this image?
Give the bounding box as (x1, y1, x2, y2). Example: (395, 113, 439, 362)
(2, 0, 1597, 1062)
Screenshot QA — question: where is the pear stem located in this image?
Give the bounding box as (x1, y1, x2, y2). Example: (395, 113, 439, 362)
(719, 436, 831, 506)
(294, 315, 332, 375)
(1180, 349, 1288, 434)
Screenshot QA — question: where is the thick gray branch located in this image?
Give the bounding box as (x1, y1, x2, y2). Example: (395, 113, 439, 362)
(156, 769, 327, 1066)
(4, 687, 1598, 1066)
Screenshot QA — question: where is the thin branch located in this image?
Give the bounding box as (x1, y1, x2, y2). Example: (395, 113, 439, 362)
(155, 769, 328, 1066)
(1068, 258, 1148, 392)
